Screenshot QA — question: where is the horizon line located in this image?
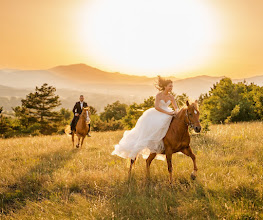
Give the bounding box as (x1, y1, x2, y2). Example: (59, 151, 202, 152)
(0, 63, 262, 80)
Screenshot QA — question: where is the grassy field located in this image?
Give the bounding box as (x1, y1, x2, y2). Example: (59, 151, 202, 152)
(0, 122, 263, 219)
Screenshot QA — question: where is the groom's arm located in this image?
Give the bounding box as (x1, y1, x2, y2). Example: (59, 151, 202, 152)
(72, 102, 78, 114)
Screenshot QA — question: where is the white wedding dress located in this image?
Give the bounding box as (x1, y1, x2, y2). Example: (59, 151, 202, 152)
(112, 100, 174, 160)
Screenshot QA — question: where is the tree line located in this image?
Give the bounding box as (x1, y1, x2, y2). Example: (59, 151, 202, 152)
(198, 77, 263, 124)
(1, 78, 262, 138)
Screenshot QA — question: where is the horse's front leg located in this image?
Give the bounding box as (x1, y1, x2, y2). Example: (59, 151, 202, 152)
(181, 146, 198, 180)
(76, 135, 81, 148)
(165, 150, 173, 184)
(80, 136, 85, 148)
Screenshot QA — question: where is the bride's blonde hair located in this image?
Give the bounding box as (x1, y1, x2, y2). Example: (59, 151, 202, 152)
(155, 75, 173, 91)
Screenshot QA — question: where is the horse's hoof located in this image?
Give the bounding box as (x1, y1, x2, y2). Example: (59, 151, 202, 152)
(191, 173, 196, 180)
(76, 145, 79, 148)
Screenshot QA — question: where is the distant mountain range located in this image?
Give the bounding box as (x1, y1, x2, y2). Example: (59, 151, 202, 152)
(50, 64, 157, 85)
(1, 64, 263, 112)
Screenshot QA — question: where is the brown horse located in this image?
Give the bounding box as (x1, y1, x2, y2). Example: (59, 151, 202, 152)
(72, 107, 91, 148)
(129, 100, 201, 183)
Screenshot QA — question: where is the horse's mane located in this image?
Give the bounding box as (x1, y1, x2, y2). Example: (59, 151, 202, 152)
(171, 108, 186, 124)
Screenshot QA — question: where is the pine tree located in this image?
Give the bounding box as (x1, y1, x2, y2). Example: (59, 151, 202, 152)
(14, 83, 62, 134)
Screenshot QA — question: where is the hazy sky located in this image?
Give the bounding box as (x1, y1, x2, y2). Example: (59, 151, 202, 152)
(1, 0, 263, 78)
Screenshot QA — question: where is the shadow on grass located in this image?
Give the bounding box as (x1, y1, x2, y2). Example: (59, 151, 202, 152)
(0, 148, 79, 215)
(108, 175, 218, 219)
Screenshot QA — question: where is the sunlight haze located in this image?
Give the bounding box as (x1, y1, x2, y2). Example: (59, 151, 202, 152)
(1, 0, 263, 78)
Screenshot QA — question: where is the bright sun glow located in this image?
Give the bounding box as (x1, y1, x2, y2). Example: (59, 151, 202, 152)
(75, 0, 220, 76)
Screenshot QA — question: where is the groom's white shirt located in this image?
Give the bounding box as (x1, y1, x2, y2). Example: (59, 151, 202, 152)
(75, 101, 84, 116)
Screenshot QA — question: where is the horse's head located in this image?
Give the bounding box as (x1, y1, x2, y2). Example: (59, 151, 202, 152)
(186, 100, 201, 133)
(81, 107, 91, 123)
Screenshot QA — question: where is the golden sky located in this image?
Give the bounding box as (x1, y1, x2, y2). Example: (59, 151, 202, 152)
(1, 0, 263, 78)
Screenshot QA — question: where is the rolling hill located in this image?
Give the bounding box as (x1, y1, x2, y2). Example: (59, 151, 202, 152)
(1, 64, 263, 112)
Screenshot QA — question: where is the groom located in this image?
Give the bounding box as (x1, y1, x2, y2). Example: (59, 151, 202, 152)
(69, 95, 91, 136)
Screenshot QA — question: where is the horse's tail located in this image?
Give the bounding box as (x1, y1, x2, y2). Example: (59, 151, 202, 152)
(64, 125, 71, 136)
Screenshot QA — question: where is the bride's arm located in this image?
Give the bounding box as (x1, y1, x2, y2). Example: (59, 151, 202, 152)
(170, 96, 179, 113)
(155, 94, 174, 115)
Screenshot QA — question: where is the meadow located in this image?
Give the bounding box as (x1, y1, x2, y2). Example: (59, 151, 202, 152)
(0, 122, 262, 219)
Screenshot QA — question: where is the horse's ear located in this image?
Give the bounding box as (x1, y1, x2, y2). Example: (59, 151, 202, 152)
(186, 100, 189, 106)
(195, 100, 199, 107)
(194, 100, 199, 109)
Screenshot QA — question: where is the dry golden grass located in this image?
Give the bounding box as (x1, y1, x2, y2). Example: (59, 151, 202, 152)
(0, 122, 263, 219)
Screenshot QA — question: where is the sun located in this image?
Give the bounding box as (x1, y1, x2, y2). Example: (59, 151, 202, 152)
(74, 0, 220, 76)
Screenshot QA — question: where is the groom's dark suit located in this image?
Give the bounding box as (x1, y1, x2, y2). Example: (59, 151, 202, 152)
(70, 101, 90, 132)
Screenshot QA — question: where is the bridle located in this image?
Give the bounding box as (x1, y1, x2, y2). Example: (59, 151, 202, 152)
(185, 108, 195, 128)
(82, 109, 91, 123)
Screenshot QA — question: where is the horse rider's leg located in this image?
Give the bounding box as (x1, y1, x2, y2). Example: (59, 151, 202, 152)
(72, 132, 75, 148)
(70, 117, 75, 132)
(128, 158, 136, 180)
(146, 153, 156, 179)
(87, 125, 91, 137)
(165, 150, 173, 184)
(181, 146, 198, 180)
(71, 116, 78, 133)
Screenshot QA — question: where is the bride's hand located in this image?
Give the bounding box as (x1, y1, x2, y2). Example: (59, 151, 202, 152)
(169, 109, 179, 116)
(168, 111, 176, 116)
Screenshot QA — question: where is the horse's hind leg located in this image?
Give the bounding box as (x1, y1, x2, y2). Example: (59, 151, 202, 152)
(181, 146, 198, 180)
(146, 153, 156, 179)
(165, 151, 173, 184)
(128, 158, 136, 180)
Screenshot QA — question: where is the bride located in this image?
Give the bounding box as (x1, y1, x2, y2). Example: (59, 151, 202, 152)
(112, 76, 179, 160)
